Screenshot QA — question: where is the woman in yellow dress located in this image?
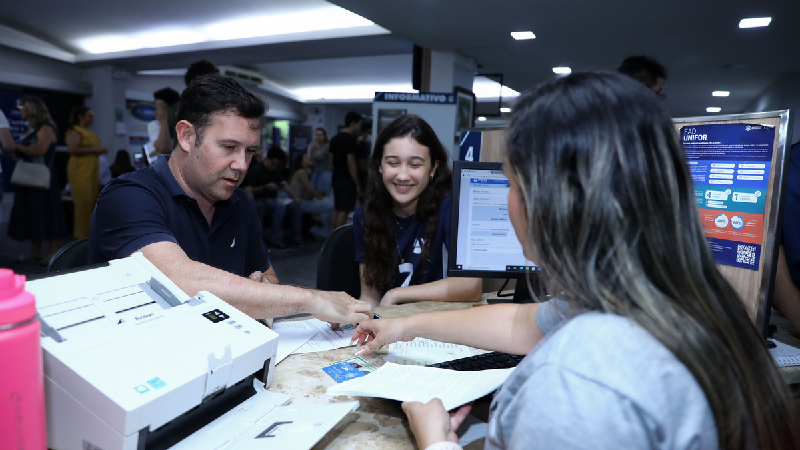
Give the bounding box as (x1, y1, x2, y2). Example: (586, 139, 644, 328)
(66, 106, 107, 238)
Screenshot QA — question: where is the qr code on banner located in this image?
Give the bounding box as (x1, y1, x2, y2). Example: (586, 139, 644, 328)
(736, 244, 757, 266)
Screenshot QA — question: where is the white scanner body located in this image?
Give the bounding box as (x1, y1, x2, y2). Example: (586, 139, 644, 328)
(27, 254, 279, 450)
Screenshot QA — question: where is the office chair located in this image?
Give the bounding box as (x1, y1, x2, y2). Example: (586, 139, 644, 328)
(47, 238, 90, 273)
(316, 224, 361, 299)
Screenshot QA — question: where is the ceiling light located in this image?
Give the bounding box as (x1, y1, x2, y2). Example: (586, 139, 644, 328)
(76, 6, 380, 54)
(712, 91, 730, 97)
(477, 116, 488, 122)
(552, 67, 571, 75)
(510, 31, 536, 40)
(500, 107, 511, 113)
(707, 107, 722, 113)
(473, 76, 520, 99)
(739, 17, 771, 28)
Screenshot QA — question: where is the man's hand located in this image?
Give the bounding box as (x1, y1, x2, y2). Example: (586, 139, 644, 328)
(309, 291, 372, 325)
(351, 316, 411, 356)
(249, 271, 274, 284)
(402, 399, 471, 449)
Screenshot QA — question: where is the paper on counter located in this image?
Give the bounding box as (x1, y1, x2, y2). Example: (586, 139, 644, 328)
(386, 337, 474, 366)
(272, 319, 354, 363)
(326, 362, 513, 411)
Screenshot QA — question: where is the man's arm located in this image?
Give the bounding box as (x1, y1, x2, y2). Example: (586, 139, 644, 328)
(139, 241, 371, 322)
(347, 153, 360, 190)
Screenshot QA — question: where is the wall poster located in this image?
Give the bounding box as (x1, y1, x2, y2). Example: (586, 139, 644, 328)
(682, 123, 775, 271)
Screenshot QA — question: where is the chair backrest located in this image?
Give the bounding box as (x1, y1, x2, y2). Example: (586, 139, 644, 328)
(47, 238, 90, 273)
(316, 224, 361, 299)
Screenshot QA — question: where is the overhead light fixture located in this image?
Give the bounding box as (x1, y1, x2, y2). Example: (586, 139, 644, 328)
(739, 17, 771, 28)
(712, 91, 730, 97)
(472, 76, 520, 99)
(511, 31, 536, 40)
(292, 84, 417, 102)
(707, 107, 722, 113)
(76, 6, 380, 54)
(477, 116, 488, 122)
(500, 107, 511, 113)
(552, 67, 571, 75)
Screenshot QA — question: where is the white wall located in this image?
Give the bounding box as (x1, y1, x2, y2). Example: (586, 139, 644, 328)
(0, 45, 89, 94)
(304, 104, 354, 138)
(744, 71, 800, 145)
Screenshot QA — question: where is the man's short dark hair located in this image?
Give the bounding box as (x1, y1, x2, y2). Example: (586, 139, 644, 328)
(345, 111, 362, 127)
(266, 145, 287, 162)
(177, 74, 267, 145)
(617, 55, 667, 89)
(153, 87, 180, 106)
(184, 59, 220, 87)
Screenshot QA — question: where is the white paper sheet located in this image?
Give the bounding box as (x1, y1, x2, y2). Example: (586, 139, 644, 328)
(326, 362, 513, 411)
(272, 319, 354, 363)
(385, 337, 474, 365)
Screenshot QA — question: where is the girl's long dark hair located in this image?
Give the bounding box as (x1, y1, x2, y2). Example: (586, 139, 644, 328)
(506, 71, 798, 449)
(361, 115, 452, 292)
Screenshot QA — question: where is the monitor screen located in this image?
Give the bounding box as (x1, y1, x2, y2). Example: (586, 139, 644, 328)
(448, 160, 537, 278)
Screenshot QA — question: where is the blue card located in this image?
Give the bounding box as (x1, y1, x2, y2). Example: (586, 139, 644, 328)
(323, 362, 367, 383)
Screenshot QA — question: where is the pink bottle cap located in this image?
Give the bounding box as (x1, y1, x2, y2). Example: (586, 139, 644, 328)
(0, 269, 35, 328)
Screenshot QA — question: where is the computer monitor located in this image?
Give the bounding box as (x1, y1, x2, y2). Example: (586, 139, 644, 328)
(448, 160, 539, 302)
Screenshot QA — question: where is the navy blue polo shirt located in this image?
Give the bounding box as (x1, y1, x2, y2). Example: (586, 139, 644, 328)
(88, 155, 270, 277)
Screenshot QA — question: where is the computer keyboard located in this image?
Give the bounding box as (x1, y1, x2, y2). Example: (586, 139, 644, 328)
(427, 351, 525, 371)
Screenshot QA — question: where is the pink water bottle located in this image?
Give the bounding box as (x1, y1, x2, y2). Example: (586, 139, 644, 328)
(0, 269, 47, 450)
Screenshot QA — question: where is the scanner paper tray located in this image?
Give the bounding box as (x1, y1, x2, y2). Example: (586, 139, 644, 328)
(170, 386, 358, 450)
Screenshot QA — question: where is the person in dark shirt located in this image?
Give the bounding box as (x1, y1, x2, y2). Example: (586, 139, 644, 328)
(89, 74, 371, 323)
(242, 145, 302, 248)
(329, 111, 362, 230)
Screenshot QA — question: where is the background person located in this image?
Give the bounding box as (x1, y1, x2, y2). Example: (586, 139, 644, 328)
(617, 54, 667, 99)
(5, 97, 67, 264)
(307, 127, 331, 194)
(329, 112, 362, 230)
(147, 87, 181, 158)
(289, 153, 334, 239)
(66, 106, 107, 239)
(355, 115, 481, 307)
(109, 149, 135, 178)
(352, 72, 798, 449)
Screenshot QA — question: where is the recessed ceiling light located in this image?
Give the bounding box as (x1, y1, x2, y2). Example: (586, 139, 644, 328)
(712, 91, 730, 97)
(707, 107, 722, 113)
(511, 31, 536, 40)
(500, 107, 512, 113)
(477, 116, 488, 122)
(739, 17, 771, 28)
(552, 67, 571, 75)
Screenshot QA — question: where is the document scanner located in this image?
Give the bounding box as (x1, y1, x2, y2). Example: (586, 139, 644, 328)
(27, 253, 357, 450)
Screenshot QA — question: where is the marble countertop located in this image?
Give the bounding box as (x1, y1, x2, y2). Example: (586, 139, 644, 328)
(269, 300, 484, 450)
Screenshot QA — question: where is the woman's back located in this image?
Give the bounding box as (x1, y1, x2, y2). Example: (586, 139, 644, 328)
(488, 312, 719, 449)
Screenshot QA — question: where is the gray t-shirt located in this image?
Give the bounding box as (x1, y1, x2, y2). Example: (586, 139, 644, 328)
(484, 301, 718, 449)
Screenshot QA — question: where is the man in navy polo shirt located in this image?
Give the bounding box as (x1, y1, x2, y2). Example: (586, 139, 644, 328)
(89, 74, 372, 323)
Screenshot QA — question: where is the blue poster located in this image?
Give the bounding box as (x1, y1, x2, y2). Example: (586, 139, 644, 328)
(681, 123, 775, 270)
(459, 131, 482, 161)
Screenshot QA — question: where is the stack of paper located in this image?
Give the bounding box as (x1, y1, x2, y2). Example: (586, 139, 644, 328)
(769, 338, 800, 367)
(386, 338, 474, 366)
(327, 362, 514, 410)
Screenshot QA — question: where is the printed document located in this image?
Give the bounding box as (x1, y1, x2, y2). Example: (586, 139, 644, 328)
(326, 362, 513, 410)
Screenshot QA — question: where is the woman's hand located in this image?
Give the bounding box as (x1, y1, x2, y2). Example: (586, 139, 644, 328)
(351, 317, 411, 356)
(402, 399, 472, 449)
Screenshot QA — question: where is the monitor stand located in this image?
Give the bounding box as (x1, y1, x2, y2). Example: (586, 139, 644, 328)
(491, 273, 543, 304)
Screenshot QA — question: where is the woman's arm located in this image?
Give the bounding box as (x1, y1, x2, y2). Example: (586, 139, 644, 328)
(66, 130, 107, 155)
(359, 264, 382, 308)
(352, 301, 544, 356)
(381, 277, 482, 306)
(15, 125, 56, 158)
